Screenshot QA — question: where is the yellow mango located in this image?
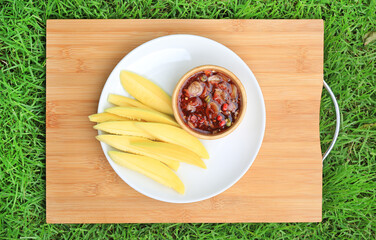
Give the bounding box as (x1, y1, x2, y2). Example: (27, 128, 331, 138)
(120, 70, 173, 115)
(135, 122, 209, 159)
(96, 135, 180, 171)
(109, 151, 184, 194)
(88, 112, 130, 123)
(131, 141, 206, 169)
(105, 107, 179, 127)
(108, 94, 154, 110)
(94, 121, 155, 139)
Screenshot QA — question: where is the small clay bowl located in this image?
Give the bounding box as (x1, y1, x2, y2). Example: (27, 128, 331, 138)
(172, 65, 247, 140)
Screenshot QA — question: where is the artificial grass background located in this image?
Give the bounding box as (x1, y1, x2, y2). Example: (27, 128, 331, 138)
(0, 0, 375, 239)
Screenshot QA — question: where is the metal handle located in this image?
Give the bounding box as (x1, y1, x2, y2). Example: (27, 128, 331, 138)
(322, 80, 340, 162)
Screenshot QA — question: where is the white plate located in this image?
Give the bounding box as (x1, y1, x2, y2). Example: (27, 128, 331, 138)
(98, 34, 265, 203)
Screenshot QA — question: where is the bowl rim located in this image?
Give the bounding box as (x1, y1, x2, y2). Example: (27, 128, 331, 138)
(172, 64, 247, 140)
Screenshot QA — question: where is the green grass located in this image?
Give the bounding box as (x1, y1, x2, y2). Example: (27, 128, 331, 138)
(1, 0, 375, 239)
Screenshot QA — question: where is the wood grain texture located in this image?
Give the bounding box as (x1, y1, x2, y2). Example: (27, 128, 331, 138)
(46, 19, 323, 223)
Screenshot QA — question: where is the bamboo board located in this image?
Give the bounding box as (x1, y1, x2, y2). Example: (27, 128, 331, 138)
(46, 19, 323, 223)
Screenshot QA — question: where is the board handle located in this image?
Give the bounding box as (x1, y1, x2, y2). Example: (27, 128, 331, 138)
(322, 80, 340, 162)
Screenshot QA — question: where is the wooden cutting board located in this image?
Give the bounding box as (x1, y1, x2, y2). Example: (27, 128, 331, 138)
(46, 19, 323, 223)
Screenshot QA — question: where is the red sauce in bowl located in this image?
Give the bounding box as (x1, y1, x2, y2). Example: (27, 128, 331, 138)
(177, 69, 242, 135)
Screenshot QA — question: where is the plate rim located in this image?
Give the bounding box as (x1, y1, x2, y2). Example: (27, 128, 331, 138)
(97, 34, 266, 203)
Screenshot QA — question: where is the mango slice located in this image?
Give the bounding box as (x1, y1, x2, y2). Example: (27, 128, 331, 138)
(120, 70, 173, 115)
(131, 141, 206, 169)
(96, 135, 180, 171)
(89, 112, 130, 123)
(109, 151, 184, 194)
(97, 135, 205, 169)
(105, 107, 179, 127)
(108, 94, 154, 110)
(94, 121, 155, 139)
(135, 122, 210, 159)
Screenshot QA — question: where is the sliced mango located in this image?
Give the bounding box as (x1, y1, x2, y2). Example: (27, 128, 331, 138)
(96, 134, 205, 169)
(135, 122, 209, 159)
(105, 107, 179, 127)
(96, 135, 180, 171)
(89, 112, 130, 123)
(108, 94, 154, 110)
(120, 70, 173, 115)
(131, 141, 206, 169)
(109, 151, 184, 194)
(94, 121, 155, 139)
